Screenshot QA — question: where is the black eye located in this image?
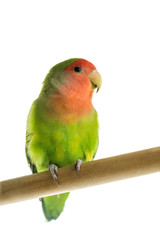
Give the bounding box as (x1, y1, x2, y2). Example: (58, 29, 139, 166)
(74, 66, 82, 73)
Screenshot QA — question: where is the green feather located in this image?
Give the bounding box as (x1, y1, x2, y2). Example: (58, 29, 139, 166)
(42, 193, 70, 221)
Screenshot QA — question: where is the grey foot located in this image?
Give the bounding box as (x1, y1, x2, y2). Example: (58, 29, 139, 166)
(49, 164, 60, 186)
(74, 159, 83, 177)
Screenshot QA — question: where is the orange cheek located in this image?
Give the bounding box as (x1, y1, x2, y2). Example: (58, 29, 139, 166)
(48, 73, 94, 122)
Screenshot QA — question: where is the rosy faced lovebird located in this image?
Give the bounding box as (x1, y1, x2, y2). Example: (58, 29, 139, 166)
(25, 58, 102, 221)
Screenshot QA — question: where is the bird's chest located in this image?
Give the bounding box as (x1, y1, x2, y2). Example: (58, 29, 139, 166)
(46, 116, 98, 167)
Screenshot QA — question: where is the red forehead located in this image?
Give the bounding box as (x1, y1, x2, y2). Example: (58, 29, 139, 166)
(65, 59, 96, 71)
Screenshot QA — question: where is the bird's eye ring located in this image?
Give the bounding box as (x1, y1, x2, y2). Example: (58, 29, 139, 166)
(73, 66, 82, 73)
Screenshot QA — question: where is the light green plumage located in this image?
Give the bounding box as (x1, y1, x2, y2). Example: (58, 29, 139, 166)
(25, 58, 99, 220)
(42, 193, 70, 220)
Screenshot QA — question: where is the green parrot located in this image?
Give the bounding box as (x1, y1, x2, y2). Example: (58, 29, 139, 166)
(25, 58, 102, 221)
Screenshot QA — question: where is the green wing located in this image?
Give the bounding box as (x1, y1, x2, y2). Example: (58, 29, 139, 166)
(26, 129, 37, 173)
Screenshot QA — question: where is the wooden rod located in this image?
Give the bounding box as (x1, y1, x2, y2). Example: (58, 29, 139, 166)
(0, 147, 160, 205)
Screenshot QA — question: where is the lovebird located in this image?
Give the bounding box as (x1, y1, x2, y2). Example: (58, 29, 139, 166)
(25, 58, 102, 220)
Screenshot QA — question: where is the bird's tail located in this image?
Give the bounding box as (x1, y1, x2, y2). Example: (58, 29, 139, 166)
(42, 192, 70, 221)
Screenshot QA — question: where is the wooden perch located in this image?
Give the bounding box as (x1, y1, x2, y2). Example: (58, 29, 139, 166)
(0, 147, 160, 206)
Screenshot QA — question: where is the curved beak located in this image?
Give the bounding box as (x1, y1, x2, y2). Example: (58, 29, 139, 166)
(88, 70, 102, 92)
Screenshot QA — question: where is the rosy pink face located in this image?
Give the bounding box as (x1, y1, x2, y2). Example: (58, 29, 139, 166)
(63, 59, 102, 96)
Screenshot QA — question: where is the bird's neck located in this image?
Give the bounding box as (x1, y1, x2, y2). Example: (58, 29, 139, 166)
(42, 88, 94, 122)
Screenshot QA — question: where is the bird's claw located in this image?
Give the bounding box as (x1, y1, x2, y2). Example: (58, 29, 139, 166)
(49, 164, 60, 186)
(74, 159, 83, 177)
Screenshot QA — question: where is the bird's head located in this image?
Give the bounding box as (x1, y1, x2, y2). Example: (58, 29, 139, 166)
(40, 58, 102, 121)
(42, 58, 102, 97)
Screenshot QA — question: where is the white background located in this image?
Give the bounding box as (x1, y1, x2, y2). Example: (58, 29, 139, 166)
(0, 0, 160, 239)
